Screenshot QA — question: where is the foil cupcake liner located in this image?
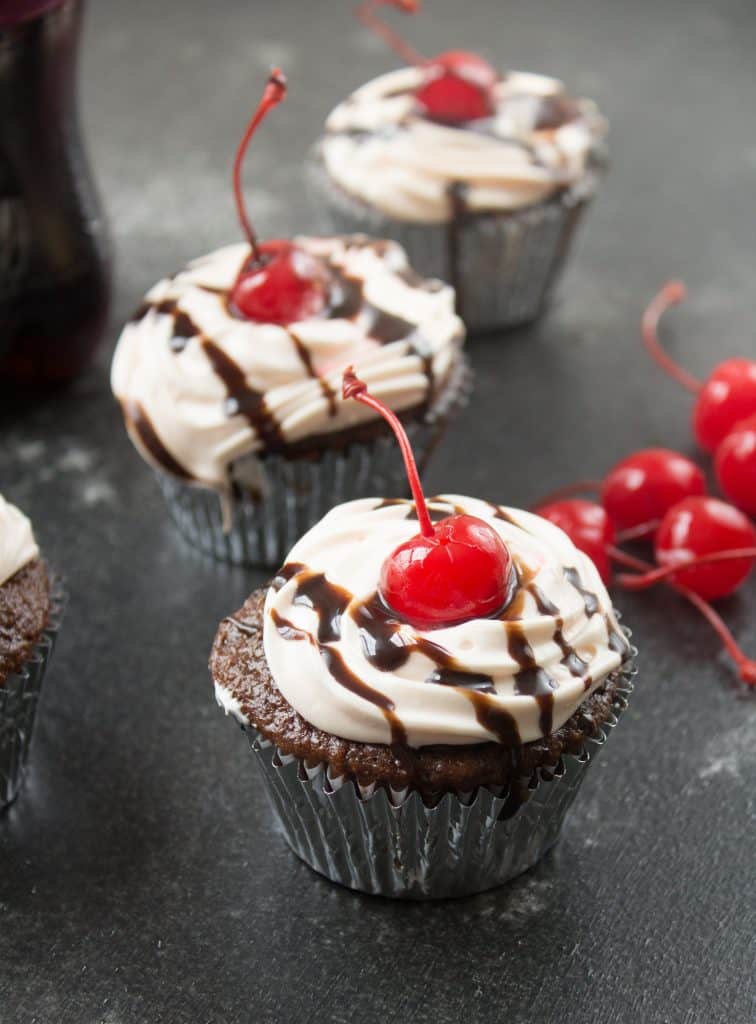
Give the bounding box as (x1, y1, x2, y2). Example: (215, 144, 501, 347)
(241, 640, 636, 900)
(307, 146, 598, 334)
(0, 579, 65, 812)
(156, 355, 471, 569)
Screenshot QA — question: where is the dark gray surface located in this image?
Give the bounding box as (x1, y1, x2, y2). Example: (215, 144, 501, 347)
(1, 0, 755, 1021)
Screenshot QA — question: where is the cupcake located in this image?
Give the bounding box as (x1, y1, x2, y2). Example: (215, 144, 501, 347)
(111, 71, 467, 568)
(210, 370, 635, 899)
(308, 2, 606, 332)
(0, 495, 63, 810)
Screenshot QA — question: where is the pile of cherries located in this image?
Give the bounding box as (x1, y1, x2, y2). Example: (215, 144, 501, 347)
(357, 0, 500, 125)
(536, 282, 756, 686)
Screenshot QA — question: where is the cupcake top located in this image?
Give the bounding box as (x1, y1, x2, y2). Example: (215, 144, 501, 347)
(0, 494, 39, 587)
(111, 235, 463, 489)
(252, 495, 630, 749)
(320, 68, 606, 223)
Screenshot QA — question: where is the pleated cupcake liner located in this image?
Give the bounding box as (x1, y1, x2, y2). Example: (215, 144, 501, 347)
(0, 579, 65, 812)
(239, 634, 636, 900)
(156, 354, 472, 569)
(306, 146, 598, 334)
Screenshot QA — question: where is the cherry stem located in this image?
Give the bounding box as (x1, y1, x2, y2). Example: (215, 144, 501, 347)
(615, 520, 661, 543)
(642, 280, 702, 394)
(532, 479, 602, 509)
(355, 0, 426, 67)
(342, 366, 434, 538)
(608, 545, 756, 686)
(232, 68, 287, 265)
(616, 547, 756, 590)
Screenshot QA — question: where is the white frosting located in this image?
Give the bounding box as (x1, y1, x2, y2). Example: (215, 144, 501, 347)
(258, 496, 627, 748)
(111, 236, 463, 488)
(0, 495, 39, 587)
(321, 68, 606, 222)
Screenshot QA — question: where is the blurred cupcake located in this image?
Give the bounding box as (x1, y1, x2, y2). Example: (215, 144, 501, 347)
(210, 372, 635, 899)
(0, 495, 63, 810)
(111, 71, 468, 568)
(308, 4, 606, 331)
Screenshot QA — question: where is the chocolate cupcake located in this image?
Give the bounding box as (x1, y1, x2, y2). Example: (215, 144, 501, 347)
(211, 373, 635, 898)
(308, 5, 606, 332)
(111, 72, 468, 568)
(0, 495, 63, 810)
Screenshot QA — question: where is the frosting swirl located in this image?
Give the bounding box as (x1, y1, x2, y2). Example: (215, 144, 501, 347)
(0, 494, 39, 587)
(320, 68, 606, 222)
(261, 496, 630, 748)
(111, 235, 464, 489)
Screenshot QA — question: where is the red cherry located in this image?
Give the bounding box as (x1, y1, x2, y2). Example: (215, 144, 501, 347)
(642, 282, 756, 452)
(380, 513, 512, 629)
(715, 413, 756, 516)
(229, 69, 329, 326)
(415, 67, 494, 123)
(600, 448, 707, 532)
(356, 2, 497, 123)
(342, 367, 512, 628)
(654, 496, 756, 599)
(534, 499, 615, 584)
(230, 240, 329, 325)
(693, 358, 756, 452)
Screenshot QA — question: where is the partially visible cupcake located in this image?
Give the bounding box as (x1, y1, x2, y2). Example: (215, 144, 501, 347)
(210, 372, 635, 899)
(111, 71, 468, 568)
(0, 495, 63, 810)
(308, 3, 606, 331)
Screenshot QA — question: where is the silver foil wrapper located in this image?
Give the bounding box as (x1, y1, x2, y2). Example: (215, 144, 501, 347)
(0, 580, 65, 812)
(156, 355, 471, 569)
(307, 147, 598, 334)
(242, 645, 636, 900)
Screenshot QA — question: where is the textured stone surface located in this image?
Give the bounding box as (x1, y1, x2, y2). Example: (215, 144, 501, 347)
(1, 0, 755, 1021)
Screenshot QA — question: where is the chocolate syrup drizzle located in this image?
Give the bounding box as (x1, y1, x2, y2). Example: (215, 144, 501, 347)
(126, 239, 439, 480)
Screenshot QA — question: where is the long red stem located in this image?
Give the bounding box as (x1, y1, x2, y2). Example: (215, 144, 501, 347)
(642, 281, 702, 394)
(343, 366, 434, 538)
(607, 545, 756, 685)
(617, 547, 756, 590)
(355, 0, 426, 66)
(532, 479, 603, 509)
(615, 520, 661, 543)
(232, 69, 287, 264)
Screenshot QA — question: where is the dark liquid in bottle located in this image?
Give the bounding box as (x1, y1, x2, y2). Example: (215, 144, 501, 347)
(0, 0, 110, 388)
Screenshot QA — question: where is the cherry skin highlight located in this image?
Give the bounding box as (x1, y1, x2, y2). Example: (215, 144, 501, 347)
(380, 514, 512, 629)
(229, 69, 329, 326)
(342, 367, 512, 629)
(534, 499, 615, 584)
(231, 241, 329, 325)
(600, 448, 707, 532)
(654, 496, 756, 600)
(715, 413, 756, 517)
(693, 358, 756, 452)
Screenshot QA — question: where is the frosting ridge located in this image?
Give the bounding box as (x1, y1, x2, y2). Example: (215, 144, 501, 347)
(0, 495, 39, 587)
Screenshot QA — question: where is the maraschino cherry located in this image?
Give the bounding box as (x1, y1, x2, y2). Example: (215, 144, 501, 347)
(356, 0, 498, 124)
(342, 367, 512, 628)
(642, 281, 756, 452)
(653, 496, 756, 600)
(229, 69, 330, 325)
(534, 499, 615, 584)
(600, 448, 707, 533)
(715, 413, 756, 517)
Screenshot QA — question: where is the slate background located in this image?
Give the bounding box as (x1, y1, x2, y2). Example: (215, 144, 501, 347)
(1, 0, 755, 1021)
